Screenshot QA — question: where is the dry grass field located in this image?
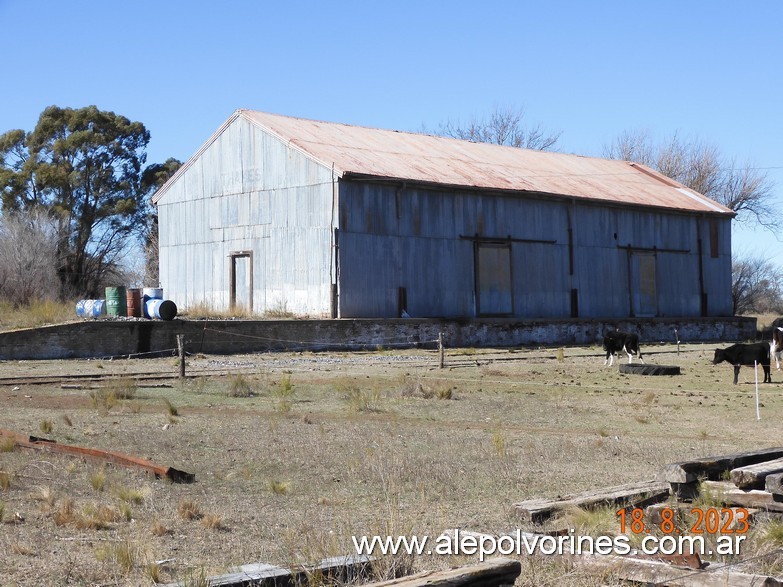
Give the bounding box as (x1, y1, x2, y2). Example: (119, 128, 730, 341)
(2, 337, 783, 586)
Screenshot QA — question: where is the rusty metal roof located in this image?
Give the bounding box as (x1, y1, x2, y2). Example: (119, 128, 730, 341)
(155, 110, 734, 216)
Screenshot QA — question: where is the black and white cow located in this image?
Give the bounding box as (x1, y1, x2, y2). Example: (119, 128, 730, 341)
(712, 342, 771, 384)
(603, 330, 644, 366)
(771, 326, 783, 371)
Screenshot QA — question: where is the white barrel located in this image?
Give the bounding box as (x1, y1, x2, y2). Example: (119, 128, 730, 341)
(145, 299, 177, 321)
(142, 288, 163, 318)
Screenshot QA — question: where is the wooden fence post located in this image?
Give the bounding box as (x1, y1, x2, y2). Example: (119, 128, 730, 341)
(438, 332, 444, 369)
(177, 334, 186, 379)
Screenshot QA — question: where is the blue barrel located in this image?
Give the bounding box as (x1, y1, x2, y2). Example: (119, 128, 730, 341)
(145, 299, 177, 321)
(76, 299, 106, 318)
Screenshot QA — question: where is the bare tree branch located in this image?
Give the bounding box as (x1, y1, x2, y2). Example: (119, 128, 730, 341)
(732, 253, 783, 315)
(430, 106, 561, 151)
(0, 210, 60, 306)
(604, 130, 778, 231)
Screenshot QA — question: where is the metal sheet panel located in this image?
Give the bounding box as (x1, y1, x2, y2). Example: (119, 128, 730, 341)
(237, 111, 734, 217)
(336, 180, 731, 319)
(157, 112, 733, 320)
(157, 116, 335, 316)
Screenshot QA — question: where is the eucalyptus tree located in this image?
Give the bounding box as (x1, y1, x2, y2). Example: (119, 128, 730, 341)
(140, 157, 182, 285)
(0, 105, 157, 297)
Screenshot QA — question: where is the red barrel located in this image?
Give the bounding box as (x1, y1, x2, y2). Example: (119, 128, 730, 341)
(126, 288, 142, 317)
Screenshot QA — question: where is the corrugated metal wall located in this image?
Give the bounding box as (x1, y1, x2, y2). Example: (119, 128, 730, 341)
(157, 119, 732, 320)
(158, 117, 335, 316)
(336, 181, 733, 319)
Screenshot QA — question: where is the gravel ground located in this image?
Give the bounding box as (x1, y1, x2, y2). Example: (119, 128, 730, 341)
(1, 343, 783, 586)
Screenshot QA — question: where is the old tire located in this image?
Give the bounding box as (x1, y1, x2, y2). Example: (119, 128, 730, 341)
(619, 363, 681, 376)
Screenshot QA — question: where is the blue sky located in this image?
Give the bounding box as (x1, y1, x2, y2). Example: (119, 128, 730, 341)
(1, 1, 780, 267)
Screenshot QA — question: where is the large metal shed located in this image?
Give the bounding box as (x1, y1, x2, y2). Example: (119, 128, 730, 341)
(152, 110, 735, 319)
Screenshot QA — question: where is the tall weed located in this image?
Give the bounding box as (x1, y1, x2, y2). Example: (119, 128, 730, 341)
(0, 298, 73, 332)
(271, 373, 294, 411)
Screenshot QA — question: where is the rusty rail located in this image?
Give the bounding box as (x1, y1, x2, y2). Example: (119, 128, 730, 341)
(0, 429, 194, 483)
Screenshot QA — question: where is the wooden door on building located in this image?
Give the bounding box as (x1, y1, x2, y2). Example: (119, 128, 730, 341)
(229, 251, 253, 312)
(475, 243, 513, 316)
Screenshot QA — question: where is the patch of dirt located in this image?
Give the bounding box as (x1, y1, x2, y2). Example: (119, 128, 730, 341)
(1, 343, 782, 585)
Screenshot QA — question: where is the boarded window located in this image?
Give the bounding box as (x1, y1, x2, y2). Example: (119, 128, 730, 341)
(475, 243, 513, 316)
(630, 252, 657, 317)
(709, 219, 719, 258)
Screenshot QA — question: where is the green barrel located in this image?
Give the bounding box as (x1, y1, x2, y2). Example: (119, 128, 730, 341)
(105, 286, 128, 317)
